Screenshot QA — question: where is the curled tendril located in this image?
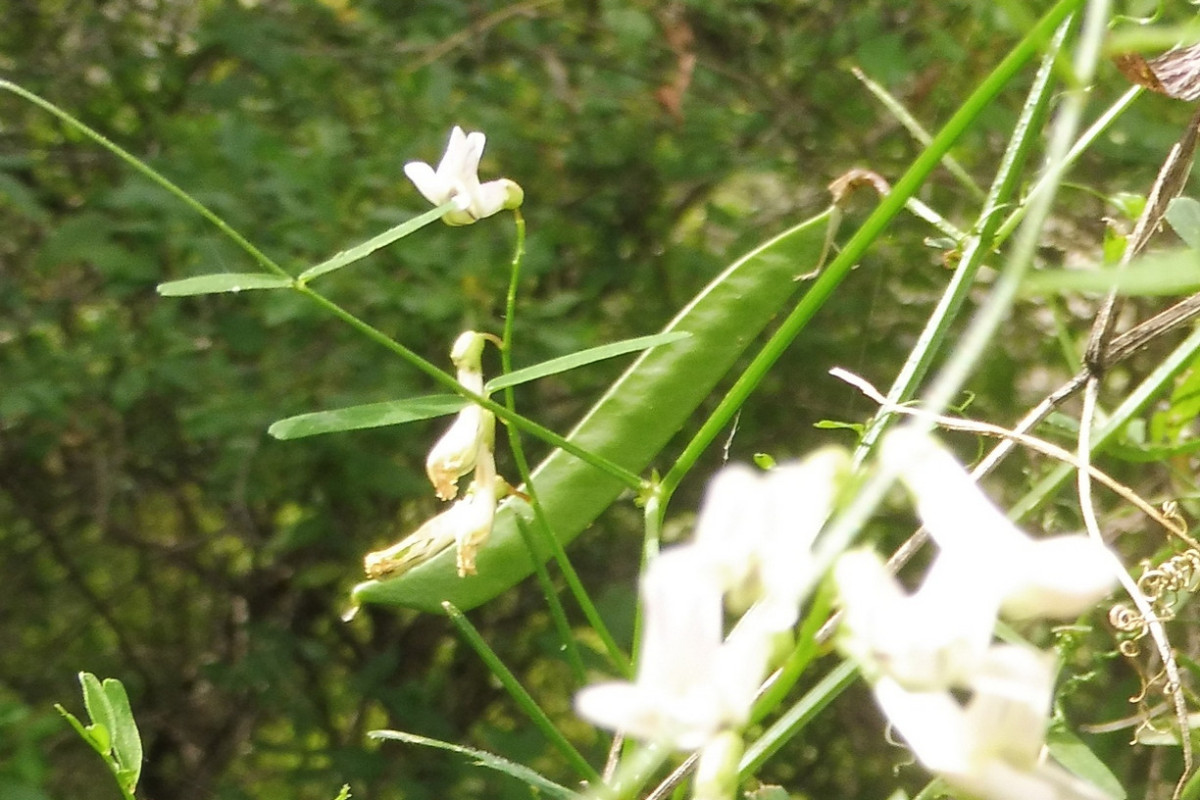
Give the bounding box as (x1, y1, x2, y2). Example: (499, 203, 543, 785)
(1136, 548, 1200, 611)
(1110, 603, 1147, 635)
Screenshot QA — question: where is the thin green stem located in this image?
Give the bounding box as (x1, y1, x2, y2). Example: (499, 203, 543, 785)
(497, 214, 584, 683)
(739, 659, 859, 778)
(854, 15, 1070, 461)
(497, 212, 631, 679)
(513, 517, 586, 683)
(658, 0, 1083, 509)
(749, 581, 836, 724)
(919, 0, 1109, 421)
(0, 78, 286, 280)
(993, 86, 1141, 246)
(293, 285, 643, 489)
(1, 77, 643, 492)
(442, 602, 599, 782)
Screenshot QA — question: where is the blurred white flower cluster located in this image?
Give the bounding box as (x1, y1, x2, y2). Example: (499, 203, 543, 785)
(575, 449, 848, 799)
(835, 428, 1116, 800)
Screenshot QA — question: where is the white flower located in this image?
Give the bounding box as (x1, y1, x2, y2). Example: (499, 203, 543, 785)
(880, 428, 1117, 620)
(835, 547, 1000, 690)
(574, 547, 771, 750)
(874, 645, 1107, 800)
(426, 332, 489, 501)
(691, 449, 847, 632)
(404, 126, 523, 225)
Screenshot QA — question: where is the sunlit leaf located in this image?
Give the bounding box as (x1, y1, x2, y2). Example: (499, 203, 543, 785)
(1046, 722, 1126, 799)
(79, 673, 115, 756)
(102, 678, 142, 794)
(1167, 197, 1200, 251)
(157, 273, 293, 296)
(370, 730, 578, 799)
(1021, 249, 1200, 297)
(485, 331, 691, 392)
(268, 395, 467, 440)
(298, 202, 455, 282)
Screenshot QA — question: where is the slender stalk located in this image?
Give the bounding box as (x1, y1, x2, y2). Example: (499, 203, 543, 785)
(920, 0, 1108, 420)
(442, 602, 599, 782)
(497, 214, 584, 684)
(854, 17, 1069, 460)
(0, 78, 285, 279)
(497, 213, 627, 680)
(656, 0, 1084, 513)
(293, 286, 643, 489)
(739, 660, 859, 778)
(0, 78, 643, 491)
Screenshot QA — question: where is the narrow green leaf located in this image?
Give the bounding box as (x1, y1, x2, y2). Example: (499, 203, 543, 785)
(439, 602, 598, 781)
(102, 678, 142, 792)
(484, 331, 691, 392)
(1167, 197, 1200, 251)
(268, 395, 467, 440)
(1022, 249, 1200, 297)
(370, 730, 579, 799)
(298, 202, 455, 282)
(1046, 722, 1126, 800)
(353, 208, 833, 612)
(157, 273, 293, 297)
(332, 786, 352, 800)
(79, 673, 115, 756)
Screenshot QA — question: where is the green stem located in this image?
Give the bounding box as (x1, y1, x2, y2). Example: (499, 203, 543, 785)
(853, 15, 1070, 461)
(0, 78, 286, 279)
(749, 582, 835, 724)
(442, 602, 599, 782)
(497, 214, 584, 683)
(293, 285, 643, 490)
(739, 659, 859, 778)
(658, 0, 1083, 508)
(917, 0, 1107, 419)
(497, 212, 631, 679)
(0, 77, 643, 492)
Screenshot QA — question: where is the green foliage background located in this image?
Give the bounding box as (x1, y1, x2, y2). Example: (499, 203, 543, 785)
(2, 1, 1199, 798)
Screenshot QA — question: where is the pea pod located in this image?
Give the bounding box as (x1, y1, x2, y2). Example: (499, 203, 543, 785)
(352, 208, 834, 612)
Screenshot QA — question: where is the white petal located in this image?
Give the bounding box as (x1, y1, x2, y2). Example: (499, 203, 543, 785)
(435, 126, 472, 181)
(873, 678, 971, 773)
(882, 428, 1027, 555)
(754, 449, 846, 626)
(403, 161, 450, 205)
(835, 549, 998, 690)
(692, 464, 769, 597)
(999, 536, 1117, 620)
(965, 645, 1054, 767)
(470, 179, 518, 220)
(638, 548, 725, 692)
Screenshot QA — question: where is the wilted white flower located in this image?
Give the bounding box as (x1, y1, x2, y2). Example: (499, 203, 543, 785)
(880, 428, 1117, 621)
(450, 425, 499, 577)
(426, 331, 489, 501)
(874, 646, 1107, 800)
(574, 547, 771, 750)
(404, 126, 523, 225)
